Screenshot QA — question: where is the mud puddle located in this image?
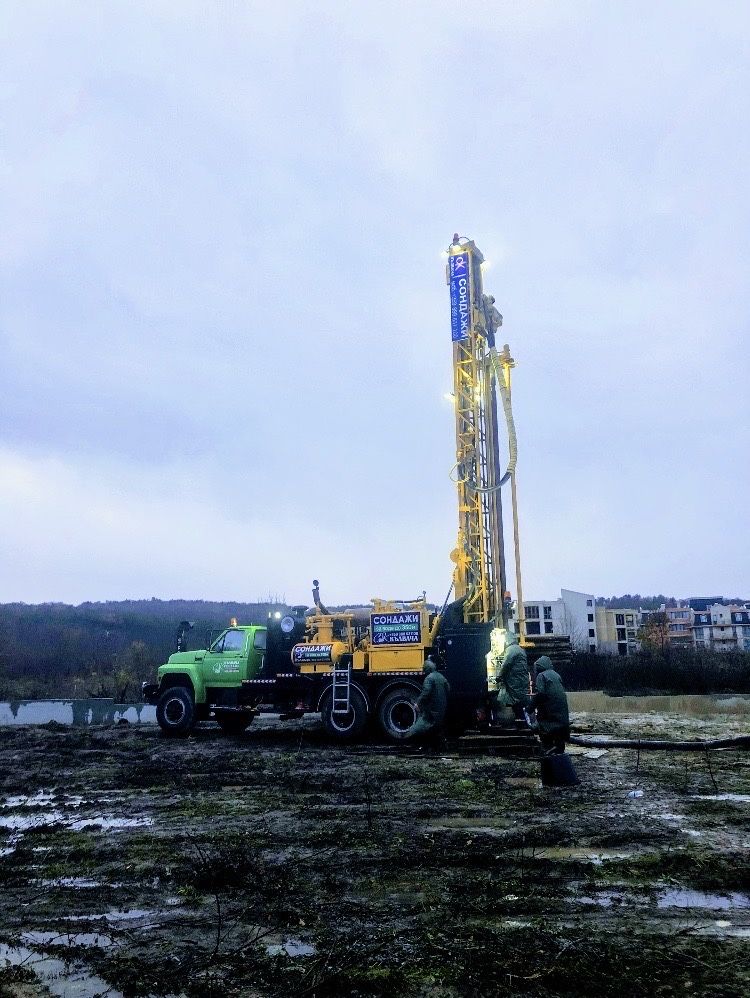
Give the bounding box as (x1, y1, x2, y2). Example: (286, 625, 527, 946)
(539, 846, 648, 864)
(0, 942, 122, 998)
(64, 908, 160, 925)
(657, 888, 750, 909)
(426, 815, 511, 836)
(37, 877, 104, 888)
(266, 937, 317, 957)
(1, 790, 153, 838)
(690, 794, 750, 803)
(0, 810, 153, 832)
(573, 887, 750, 911)
(21, 930, 114, 948)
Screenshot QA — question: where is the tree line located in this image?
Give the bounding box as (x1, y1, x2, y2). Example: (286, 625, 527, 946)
(595, 594, 748, 609)
(0, 599, 282, 701)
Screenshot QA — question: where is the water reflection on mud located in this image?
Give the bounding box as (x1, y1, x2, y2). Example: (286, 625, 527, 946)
(0, 699, 156, 726)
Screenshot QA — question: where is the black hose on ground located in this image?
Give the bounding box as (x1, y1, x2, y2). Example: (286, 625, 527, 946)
(570, 734, 750, 751)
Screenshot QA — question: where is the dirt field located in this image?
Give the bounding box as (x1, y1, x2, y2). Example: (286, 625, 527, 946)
(1, 710, 749, 997)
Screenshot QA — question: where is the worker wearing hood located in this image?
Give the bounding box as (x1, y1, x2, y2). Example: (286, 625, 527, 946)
(529, 655, 570, 754)
(496, 632, 531, 716)
(408, 656, 450, 750)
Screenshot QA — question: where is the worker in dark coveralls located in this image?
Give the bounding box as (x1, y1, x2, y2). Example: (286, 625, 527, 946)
(496, 632, 531, 721)
(408, 656, 450, 750)
(529, 655, 570, 754)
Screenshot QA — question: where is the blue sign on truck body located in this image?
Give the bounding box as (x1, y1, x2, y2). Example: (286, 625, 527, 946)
(449, 251, 471, 341)
(292, 643, 333, 664)
(371, 612, 422, 646)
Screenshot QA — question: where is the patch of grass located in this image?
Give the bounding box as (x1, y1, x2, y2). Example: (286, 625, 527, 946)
(613, 846, 750, 890)
(0, 963, 38, 997)
(177, 832, 302, 900)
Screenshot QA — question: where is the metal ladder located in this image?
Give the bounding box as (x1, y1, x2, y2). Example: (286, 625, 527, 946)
(332, 662, 351, 715)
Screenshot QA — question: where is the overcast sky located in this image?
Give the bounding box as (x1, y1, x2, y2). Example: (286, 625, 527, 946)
(1, 1, 748, 607)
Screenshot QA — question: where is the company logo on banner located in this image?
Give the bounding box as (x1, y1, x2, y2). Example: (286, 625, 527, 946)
(449, 252, 471, 341)
(371, 612, 422, 646)
(292, 643, 333, 664)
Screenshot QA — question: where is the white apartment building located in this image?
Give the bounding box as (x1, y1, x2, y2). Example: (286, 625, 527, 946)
(516, 589, 598, 652)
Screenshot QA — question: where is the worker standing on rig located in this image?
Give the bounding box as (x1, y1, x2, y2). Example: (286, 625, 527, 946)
(529, 655, 570, 754)
(495, 632, 531, 723)
(407, 656, 450, 751)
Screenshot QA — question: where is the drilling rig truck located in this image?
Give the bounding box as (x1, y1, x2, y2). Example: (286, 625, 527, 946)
(143, 235, 524, 741)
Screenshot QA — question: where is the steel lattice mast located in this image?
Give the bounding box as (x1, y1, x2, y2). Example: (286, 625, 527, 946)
(447, 234, 513, 628)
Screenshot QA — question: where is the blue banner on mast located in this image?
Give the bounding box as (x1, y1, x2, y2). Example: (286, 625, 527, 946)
(449, 252, 471, 341)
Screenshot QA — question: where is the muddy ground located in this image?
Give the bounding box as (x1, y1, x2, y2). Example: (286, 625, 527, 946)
(1, 711, 749, 998)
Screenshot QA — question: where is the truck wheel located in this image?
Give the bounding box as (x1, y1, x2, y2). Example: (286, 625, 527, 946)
(320, 688, 368, 742)
(377, 687, 419, 742)
(156, 687, 195, 736)
(216, 712, 254, 735)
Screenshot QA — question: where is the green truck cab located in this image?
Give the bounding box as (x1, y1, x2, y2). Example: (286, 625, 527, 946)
(143, 624, 267, 735)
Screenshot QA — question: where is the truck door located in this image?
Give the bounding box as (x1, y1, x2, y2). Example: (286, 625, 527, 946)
(247, 628, 267, 680)
(202, 628, 249, 686)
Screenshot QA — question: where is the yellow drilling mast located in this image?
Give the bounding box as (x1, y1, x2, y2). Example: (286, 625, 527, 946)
(446, 234, 524, 638)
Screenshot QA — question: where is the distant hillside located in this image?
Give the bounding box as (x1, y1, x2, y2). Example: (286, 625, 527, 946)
(595, 595, 748, 609)
(0, 599, 285, 701)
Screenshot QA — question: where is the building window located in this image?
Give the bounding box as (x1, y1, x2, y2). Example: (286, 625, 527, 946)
(526, 605, 540, 620)
(587, 613, 594, 623)
(625, 615, 634, 626)
(586, 599, 593, 607)
(615, 614, 625, 626)
(618, 644, 627, 656)
(617, 628, 626, 641)
(589, 644, 596, 653)
(544, 621, 553, 634)
(588, 628, 595, 638)
(543, 606, 552, 620)
(526, 622, 541, 635)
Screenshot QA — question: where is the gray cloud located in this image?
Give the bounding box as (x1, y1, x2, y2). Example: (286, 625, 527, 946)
(1, 1, 748, 603)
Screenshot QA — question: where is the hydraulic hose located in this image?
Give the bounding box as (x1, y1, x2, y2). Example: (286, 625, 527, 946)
(489, 346, 517, 487)
(449, 345, 517, 494)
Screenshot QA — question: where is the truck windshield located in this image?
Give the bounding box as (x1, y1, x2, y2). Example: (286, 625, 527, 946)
(211, 629, 246, 653)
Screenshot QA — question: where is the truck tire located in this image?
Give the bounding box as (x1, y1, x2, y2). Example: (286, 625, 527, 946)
(156, 686, 195, 736)
(377, 686, 419, 742)
(320, 687, 368, 742)
(216, 712, 254, 735)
